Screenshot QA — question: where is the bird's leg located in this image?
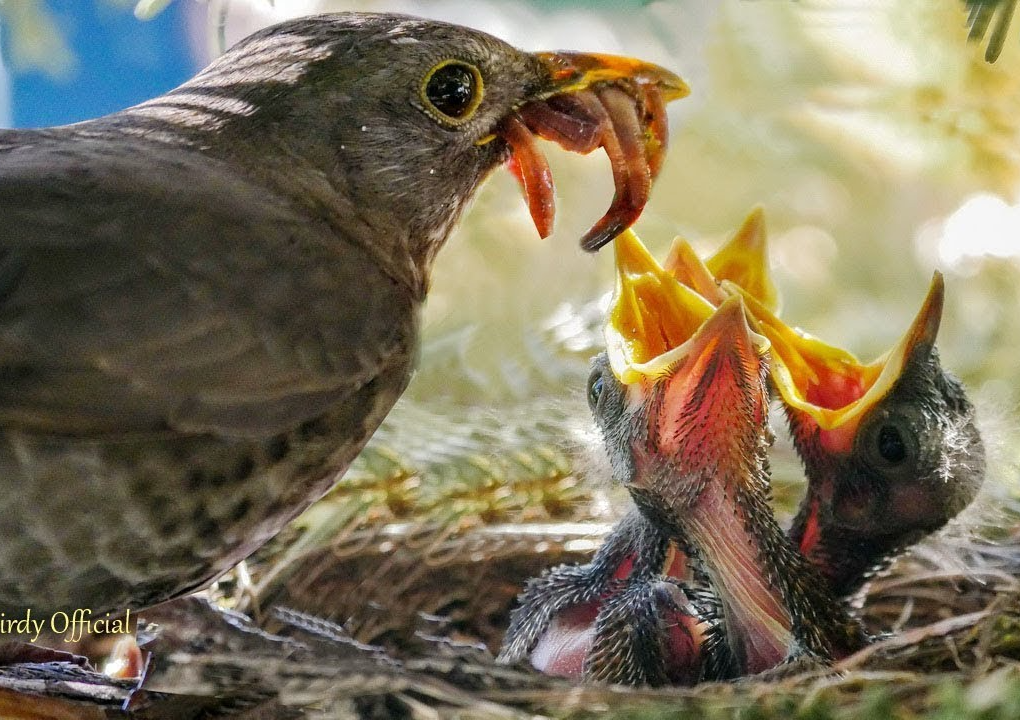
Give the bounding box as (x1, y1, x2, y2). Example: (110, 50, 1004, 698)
(583, 575, 718, 686)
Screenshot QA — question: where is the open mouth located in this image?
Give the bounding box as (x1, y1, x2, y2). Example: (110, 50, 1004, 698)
(730, 273, 944, 433)
(604, 228, 770, 410)
(604, 231, 772, 485)
(607, 212, 944, 440)
(499, 53, 689, 252)
(605, 229, 717, 384)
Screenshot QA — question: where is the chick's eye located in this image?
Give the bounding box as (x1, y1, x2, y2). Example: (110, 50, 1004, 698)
(861, 413, 919, 473)
(877, 424, 907, 464)
(588, 372, 604, 411)
(422, 61, 483, 123)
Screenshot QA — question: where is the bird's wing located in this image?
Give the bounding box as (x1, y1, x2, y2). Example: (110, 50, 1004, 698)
(0, 136, 414, 438)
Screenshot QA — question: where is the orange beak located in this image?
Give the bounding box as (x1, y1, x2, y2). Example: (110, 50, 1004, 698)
(704, 206, 779, 314)
(533, 52, 690, 102)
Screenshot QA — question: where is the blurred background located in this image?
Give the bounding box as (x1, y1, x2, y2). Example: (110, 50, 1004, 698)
(1, 0, 1017, 525)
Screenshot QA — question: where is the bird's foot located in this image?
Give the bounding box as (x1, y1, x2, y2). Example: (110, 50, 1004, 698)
(102, 635, 148, 679)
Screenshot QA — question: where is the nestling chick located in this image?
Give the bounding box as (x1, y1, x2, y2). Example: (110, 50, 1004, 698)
(739, 278, 985, 595)
(503, 230, 868, 680)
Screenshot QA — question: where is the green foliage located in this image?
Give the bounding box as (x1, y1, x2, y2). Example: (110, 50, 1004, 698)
(965, 0, 1019, 61)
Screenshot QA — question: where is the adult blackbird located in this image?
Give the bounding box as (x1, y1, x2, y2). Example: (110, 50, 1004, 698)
(0, 13, 687, 617)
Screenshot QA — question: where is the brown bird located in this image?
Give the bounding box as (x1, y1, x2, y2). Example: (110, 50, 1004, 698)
(0, 12, 687, 618)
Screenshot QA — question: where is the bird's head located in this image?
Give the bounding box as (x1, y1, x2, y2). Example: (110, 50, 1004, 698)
(589, 230, 772, 520)
(158, 13, 686, 293)
(733, 275, 986, 577)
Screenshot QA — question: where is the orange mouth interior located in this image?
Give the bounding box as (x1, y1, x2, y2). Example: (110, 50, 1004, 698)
(731, 274, 944, 432)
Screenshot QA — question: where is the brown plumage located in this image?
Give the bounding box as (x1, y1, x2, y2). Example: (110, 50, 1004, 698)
(0, 12, 686, 617)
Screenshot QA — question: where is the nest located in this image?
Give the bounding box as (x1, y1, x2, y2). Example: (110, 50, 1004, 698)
(3, 377, 1018, 719)
(6, 490, 1019, 719)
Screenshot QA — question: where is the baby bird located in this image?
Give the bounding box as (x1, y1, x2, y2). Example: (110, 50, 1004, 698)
(661, 209, 985, 594)
(503, 212, 981, 682)
(739, 279, 985, 595)
(503, 231, 867, 680)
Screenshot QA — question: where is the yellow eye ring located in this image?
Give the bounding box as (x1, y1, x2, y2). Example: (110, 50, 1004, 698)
(420, 60, 484, 125)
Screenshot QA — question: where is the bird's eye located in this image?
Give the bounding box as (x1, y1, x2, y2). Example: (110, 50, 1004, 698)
(588, 371, 604, 411)
(877, 424, 907, 464)
(860, 414, 917, 470)
(421, 60, 484, 124)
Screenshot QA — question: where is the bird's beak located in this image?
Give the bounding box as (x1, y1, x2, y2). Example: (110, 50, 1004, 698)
(499, 52, 688, 251)
(605, 229, 717, 386)
(729, 273, 945, 447)
(661, 236, 726, 305)
(660, 207, 777, 313)
(533, 52, 690, 102)
(704, 207, 779, 313)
